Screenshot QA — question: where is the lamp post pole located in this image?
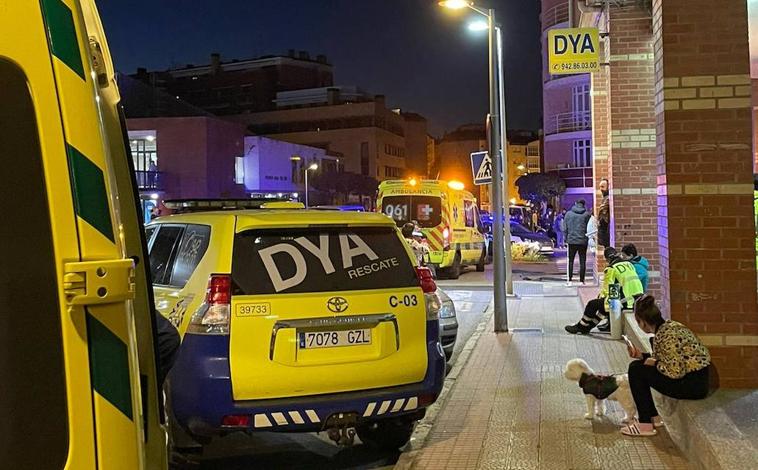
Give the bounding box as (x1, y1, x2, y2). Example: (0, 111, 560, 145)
(486, 9, 509, 332)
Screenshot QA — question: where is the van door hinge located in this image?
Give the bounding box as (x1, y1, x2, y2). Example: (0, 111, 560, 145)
(64, 259, 135, 306)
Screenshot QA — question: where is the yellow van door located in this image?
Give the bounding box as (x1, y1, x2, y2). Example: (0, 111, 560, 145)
(1, 1, 145, 469)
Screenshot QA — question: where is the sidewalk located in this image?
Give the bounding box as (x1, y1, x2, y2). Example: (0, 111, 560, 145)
(396, 291, 690, 470)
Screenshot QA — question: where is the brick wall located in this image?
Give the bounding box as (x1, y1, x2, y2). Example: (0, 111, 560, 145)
(592, 38, 611, 272)
(608, 6, 661, 297)
(653, 0, 758, 388)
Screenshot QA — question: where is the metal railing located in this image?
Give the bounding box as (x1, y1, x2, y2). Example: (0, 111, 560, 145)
(135, 170, 163, 190)
(541, 2, 569, 30)
(547, 167, 594, 189)
(544, 110, 592, 135)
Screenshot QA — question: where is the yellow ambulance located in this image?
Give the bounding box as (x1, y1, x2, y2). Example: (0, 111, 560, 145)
(1, 1, 167, 468)
(377, 179, 487, 278)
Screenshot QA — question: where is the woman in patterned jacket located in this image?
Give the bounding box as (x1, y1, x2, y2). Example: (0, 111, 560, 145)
(621, 295, 711, 437)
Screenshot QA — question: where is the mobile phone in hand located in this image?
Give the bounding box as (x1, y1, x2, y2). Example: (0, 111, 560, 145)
(622, 335, 636, 355)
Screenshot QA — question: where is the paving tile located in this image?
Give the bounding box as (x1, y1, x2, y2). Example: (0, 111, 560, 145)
(397, 295, 693, 469)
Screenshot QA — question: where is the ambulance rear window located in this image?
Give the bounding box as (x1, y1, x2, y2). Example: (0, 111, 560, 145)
(232, 226, 418, 295)
(381, 196, 441, 228)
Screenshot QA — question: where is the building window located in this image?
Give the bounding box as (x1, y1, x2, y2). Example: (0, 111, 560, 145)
(384, 143, 405, 157)
(129, 131, 159, 190)
(572, 84, 590, 114)
(573, 139, 592, 168)
(384, 166, 403, 178)
(361, 142, 369, 176)
(235, 156, 245, 184)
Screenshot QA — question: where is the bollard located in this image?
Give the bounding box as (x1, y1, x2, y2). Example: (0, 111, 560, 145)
(608, 283, 622, 340)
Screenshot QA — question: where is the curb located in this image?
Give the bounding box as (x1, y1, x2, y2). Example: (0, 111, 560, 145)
(393, 299, 496, 470)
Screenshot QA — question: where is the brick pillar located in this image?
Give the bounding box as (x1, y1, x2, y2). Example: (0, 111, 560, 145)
(592, 38, 611, 272)
(654, 0, 758, 388)
(608, 5, 661, 297)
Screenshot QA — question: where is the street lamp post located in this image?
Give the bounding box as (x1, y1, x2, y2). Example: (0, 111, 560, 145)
(439, 0, 511, 332)
(304, 162, 318, 208)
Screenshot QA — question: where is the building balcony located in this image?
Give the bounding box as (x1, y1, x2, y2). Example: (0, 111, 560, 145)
(541, 2, 568, 31)
(547, 167, 593, 189)
(544, 111, 591, 136)
(136, 170, 164, 191)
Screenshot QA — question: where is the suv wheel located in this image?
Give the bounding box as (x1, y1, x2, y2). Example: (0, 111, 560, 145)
(357, 418, 416, 450)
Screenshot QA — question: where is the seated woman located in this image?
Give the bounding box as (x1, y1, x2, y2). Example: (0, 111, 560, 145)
(621, 295, 711, 437)
(565, 247, 644, 335)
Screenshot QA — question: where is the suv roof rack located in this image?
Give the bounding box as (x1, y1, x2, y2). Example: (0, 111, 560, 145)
(163, 198, 303, 213)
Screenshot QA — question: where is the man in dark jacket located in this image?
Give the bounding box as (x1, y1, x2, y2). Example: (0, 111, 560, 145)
(561, 199, 592, 284)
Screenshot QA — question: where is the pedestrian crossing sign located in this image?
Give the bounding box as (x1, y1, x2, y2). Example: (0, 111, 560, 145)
(471, 151, 492, 185)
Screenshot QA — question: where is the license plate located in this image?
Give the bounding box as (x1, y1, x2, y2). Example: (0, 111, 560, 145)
(298, 329, 372, 349)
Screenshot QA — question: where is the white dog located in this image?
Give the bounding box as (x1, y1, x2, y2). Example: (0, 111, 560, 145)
(563, 358, 637, 423)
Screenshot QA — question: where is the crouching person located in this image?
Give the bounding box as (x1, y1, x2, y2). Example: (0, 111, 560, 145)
(565, 247, 644, 335)
(621, 295, 711, 437)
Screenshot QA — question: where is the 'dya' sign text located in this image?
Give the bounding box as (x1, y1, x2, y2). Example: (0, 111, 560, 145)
(548, 27, 600, 75)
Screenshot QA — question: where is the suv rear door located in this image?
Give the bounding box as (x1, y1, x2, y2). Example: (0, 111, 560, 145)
(229, 225, 428, 400)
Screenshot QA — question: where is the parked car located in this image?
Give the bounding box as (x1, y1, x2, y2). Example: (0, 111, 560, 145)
(437, 290, 458, 361)
(146, 209, 445, 454)
(509, 222, 555, 255)
(485, 221, 555, 259)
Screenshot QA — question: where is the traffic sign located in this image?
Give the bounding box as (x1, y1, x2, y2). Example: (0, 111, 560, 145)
(548, 27, 600, 75)
(471, 151, 492, 185)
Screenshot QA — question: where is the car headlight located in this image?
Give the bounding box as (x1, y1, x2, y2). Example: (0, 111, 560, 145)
(439, 300, 456, 319)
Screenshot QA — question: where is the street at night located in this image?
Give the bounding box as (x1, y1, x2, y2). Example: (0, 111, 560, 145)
(2, 1, 758, 470)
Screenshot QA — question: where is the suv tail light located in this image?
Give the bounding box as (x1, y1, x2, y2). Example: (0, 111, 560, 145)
(416, 267, 436, 293)
(187, 274, 231, 335)
(417, 267, 441, 321)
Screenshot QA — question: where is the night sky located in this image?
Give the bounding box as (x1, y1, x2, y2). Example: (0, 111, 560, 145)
(99, 0, 542, 136)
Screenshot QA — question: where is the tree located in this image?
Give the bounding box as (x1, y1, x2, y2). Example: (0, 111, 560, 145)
(515, 173, 566, 206)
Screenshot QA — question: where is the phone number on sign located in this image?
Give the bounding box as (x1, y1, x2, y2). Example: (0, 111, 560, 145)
(555, 61, 599, 71)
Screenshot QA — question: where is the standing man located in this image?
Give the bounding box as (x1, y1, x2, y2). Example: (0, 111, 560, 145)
(561, 199, 592, 285)
(553, 209, 566, 249)
(597, 178, 611, 248)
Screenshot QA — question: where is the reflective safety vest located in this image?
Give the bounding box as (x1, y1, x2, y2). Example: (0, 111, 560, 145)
(601, 260, 644, 310)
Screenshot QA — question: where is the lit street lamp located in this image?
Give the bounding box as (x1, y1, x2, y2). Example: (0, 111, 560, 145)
(304, 162, 318, 208)
(440, 0, 513, 332)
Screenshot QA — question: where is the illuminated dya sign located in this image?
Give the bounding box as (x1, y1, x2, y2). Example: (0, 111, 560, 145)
(548, 28, 600, 75)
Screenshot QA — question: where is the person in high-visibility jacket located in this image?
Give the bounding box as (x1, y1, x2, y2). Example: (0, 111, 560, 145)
(565, 247, 644, 335)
